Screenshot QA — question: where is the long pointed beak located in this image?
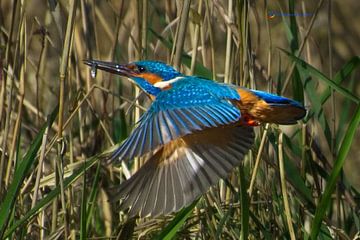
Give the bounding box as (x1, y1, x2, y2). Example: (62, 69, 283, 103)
(83, 59, 136, 77)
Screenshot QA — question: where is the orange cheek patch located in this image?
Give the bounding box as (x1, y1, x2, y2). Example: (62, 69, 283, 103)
(136, 73, 163, 84)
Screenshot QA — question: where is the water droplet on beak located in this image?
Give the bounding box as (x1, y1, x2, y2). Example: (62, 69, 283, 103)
(90, 64, 97, 78)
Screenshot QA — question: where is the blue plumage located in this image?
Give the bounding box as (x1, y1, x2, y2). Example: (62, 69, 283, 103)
(152, 77, 240, 110)
(135, 60, 182, 81)
(249, 89, 304, 108)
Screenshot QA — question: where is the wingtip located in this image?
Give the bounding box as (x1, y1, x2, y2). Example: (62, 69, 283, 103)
(271, 105, 307, 124)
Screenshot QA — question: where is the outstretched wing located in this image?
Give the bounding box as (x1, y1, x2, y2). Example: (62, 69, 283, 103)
(110, 125, 254, 217)
(108, 78, 241, 163)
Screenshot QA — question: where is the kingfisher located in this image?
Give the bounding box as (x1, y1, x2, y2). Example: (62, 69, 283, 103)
(84, 59, 306, 218)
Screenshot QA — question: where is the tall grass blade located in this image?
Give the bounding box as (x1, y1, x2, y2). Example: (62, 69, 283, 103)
(287, 0, 304, 103)
(281, 49, 360, 104)
(153, 200, 198, 240)
(4, 156, 97, 238)
(239, 166, 249, 240)
(0, 106, 58, 238)
(303, 75, 332, 145)
(86, 162, 101, 231)
(310, 105, 360, 239)
(320, 56, 360, 104)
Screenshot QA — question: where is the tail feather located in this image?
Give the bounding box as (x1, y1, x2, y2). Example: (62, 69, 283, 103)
(236, 88, 306, 125)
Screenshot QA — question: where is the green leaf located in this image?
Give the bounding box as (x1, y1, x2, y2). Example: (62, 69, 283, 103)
(288, 0, 299, 51)
(239, 166, 249, 240)
(4, 156, 97, 238)
(152, 200, 197, 240)
(303, 76, 332, 145)
(268, 131, 314, 209)
(280, 49, 360, 104)
(86, 162, 101, 231)
(283, 149, 314, 206)
(320, 56, 360, 104)
(0, 106, 58, 238)
(335, 74, 357, 148)
(310, 105, 360, 239)
(282, 0, 304, 103)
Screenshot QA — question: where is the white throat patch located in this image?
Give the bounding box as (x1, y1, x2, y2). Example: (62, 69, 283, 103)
(154, 76, 184, 89)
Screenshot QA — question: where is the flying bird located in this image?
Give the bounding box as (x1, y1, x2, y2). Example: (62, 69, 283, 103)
(84, 59, 306, 218)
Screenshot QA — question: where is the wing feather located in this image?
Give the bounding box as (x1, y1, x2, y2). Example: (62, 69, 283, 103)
(110, 125, 254, 217)
(152, 166, 166, 216)
(108, 79, 241, 164)
(164, 163, 176, 214)
(171, 160, 185, 210)
(202, 105, 227, 125)
(139, 165, 161, 216)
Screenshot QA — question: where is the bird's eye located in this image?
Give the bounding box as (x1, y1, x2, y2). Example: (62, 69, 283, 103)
(138, 66, 146, 73)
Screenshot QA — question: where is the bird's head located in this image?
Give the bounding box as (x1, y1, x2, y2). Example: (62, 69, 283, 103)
(84, 60, 183, 96)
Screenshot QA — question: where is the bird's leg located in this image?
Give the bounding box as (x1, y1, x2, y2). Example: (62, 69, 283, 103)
(239, 113, 260, 126)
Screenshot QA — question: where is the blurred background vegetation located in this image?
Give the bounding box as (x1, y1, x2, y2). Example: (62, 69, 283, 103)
(0, 0, 359, 239)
